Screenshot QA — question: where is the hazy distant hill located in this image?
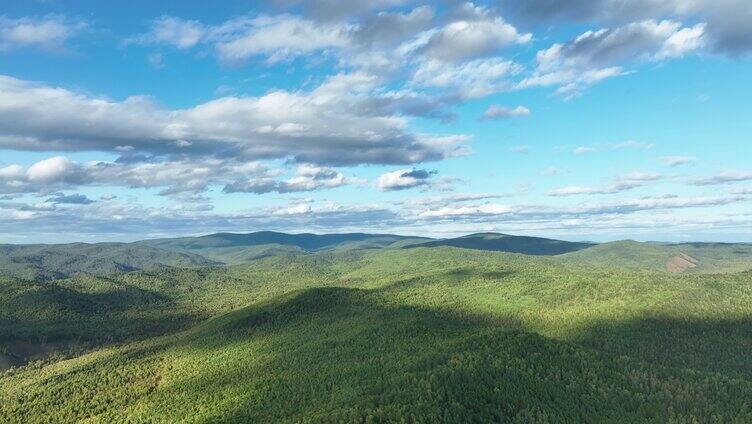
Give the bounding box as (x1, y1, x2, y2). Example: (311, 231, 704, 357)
(0, 243, 217, 282)
(560, 240, 752, 273)
(139, 231, 430, 263)
(407, 232, 594, 255)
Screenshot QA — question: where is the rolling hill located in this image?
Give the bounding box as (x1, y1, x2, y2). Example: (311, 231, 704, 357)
(138, 231, 430, 263)
(407, 232, 594, 255)
(3, 247, 752, 421)
(0, 243, 217, 282)
(560, 240, 752, 273)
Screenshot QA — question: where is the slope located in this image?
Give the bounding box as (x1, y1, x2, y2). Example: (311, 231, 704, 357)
(139, 231, 430, 263)
(0, 243, 217, 282)
(406, 232, 593, 255)
(3, 247, 752, 421)
(560, 240, 752, 273)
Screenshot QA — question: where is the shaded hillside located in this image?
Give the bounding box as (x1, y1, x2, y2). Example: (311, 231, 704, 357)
(560, 240, 752, 274)
(406, 232, 593, 255)
(0, 243, 217, 282)
(139, 231, 430, 263)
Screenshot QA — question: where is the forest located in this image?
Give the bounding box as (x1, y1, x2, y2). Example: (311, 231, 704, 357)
(2, 234, 752, 422)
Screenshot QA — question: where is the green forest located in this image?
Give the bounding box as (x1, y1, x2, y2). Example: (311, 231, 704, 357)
(2, 233, 752, 422)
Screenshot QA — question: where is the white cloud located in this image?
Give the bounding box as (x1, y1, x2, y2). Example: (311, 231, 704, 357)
(0, 15, 86, 52)
(214, 15, 352, 63)
(129, 14, 352, 63)
(548, 171, 661, 196)
(129, 16, 205, 49)
(353, 6, 434, 47)
(414, 194, 745, 223)
(0, 74, 466, 166)
(501, 0, 752, 56)
(521, 20, 705, 96)
(573, 140, 653, 154)
(418, 3, 531, 62)
(412, 58, 523, 98)
(482, 105, 530, 120)
(375, 168, 437, 191)
(223, 164, 353, 194)
(26, 156, 80, 182)
(0, 154, 359, 198)
(2, 188, 750, 242)
(573, 146, 596, 154)
(692, 171, 752, 186)
(0, 164, 24, 180)
(549, 186, 610, 196)
(0, 156, 92, 194)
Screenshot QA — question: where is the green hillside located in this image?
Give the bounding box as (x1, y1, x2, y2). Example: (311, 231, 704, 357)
(3, 247, 752, 421)
(139, 231, 430, 263)
(561, 240, 752, 273)
(408, 232, 593, 255)
(0, 243, 218, 282)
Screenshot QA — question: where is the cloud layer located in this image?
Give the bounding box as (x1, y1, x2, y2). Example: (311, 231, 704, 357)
(0, 74, 466, 167)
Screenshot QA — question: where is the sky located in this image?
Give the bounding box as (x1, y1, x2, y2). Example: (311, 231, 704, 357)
(0, 0, 751, 243)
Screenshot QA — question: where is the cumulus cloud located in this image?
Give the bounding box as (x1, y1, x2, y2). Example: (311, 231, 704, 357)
(223, 164, 353, 194)
(520, 20, 705, 96)
(26, 156, 88, 183)
(124, 5, 529, 102)
(0, 156, 93, 193)
(0, 74, 466, 167)
(0, 153, 368, 197)
(481, 105, 530, 120)
(501, 0, 752, 56)
(0, 15, 86, 52)
(375, 168, 438, 191)
(352, 6, 434, 47)
(1, 155, 269, 196)
(538, 20, 704, 69)
(417, 3, 531, 63)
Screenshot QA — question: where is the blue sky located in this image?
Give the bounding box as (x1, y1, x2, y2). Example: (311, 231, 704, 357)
(0, 0, 751, 243)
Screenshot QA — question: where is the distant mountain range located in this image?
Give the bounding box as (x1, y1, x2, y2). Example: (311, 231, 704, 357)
(2, 231, 752, 281)
(136, 231, 432, 264)
(405, 232, 594, 255)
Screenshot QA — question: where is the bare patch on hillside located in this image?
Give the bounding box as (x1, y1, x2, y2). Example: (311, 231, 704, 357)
(666, 253, 699, 273)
